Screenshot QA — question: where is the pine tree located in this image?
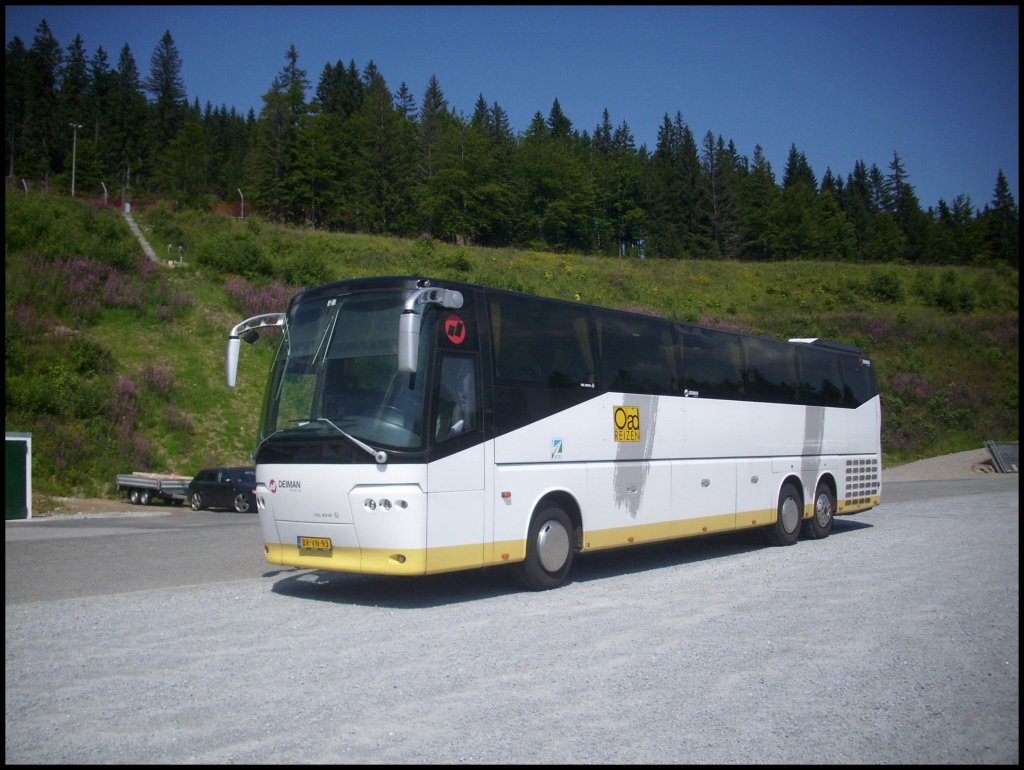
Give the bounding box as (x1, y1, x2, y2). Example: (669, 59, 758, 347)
(350, 68, 416, 234)
(814, 185, 856, 261)
(394, 82, 417, 121)
(933, 195, 982, 264)
(470, 94, 490, 131)
(490, 101, 512, 146)
(868, 163, 890, 212)
(87, 46, 112, 149)
(60, 35, 89, 128)
(513, 108, 588, 250)
(280, 44, 309, 121)
(702, 132, 742, 259)
(287, 109, 344, 229)
(738, 145, 780, 260)
(609, 119, 645, 257)
(414, 74, 453, 233)
(203, 104, 252, 201)
(315, 59, 364, 119)
(547, 98, 573, 140)
(460, 97, 516, 246)
(25, 20, 63, 187)
(644, 112, 707, 258)
(5, 36, 29, 178)
(144, 31, 187, 159)
(419, 74, 449, 185)
(158, 114, 208, 200)
(886, 151, 927, 261)
(982, 169, 1019, 267)
(781, 144, 816, 191)
(250, 78, 293, 222)
(839, 160, 874, 260)
(109, 43, 148, 199)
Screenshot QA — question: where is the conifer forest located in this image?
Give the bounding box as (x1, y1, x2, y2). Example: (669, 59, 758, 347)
(5, 22, 1019, 266)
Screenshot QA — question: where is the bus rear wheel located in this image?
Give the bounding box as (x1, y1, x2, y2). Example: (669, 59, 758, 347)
(514, 504, 574, 590)
(766, 483, 802, 546)
(802, 481, 835, 539)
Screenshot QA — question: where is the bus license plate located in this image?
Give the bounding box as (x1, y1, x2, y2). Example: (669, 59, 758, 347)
(298, 536, 332, 553)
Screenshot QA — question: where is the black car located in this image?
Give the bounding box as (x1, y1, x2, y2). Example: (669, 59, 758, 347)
(187, 467, 257, 513)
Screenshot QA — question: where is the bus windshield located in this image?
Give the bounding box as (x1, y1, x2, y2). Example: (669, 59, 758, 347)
(259, 290, 430, 451)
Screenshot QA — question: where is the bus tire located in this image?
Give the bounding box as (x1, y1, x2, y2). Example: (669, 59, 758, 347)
(766, 482, 801, 546)
(514, 504, 574, 590)
(802, 481, 835, 540)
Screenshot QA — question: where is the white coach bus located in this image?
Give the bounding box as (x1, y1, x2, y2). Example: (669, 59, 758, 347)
(226, 276, 881, 590)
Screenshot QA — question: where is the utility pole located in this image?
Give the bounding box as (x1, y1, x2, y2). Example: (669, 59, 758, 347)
(238, 188, 245, 220)
(69, 123, 82, 197)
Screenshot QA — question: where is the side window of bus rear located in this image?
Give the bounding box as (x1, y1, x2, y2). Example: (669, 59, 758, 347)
(489, 294, 594, 389)
(597, 314, 679, 394)
(839, 355, 877, 408)
(678, 327, 745, 400)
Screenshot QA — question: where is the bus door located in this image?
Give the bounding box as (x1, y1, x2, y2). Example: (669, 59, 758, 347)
(424, 352, 488, 573)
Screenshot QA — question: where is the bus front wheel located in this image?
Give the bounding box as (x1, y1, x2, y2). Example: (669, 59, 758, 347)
(766, 483, 802, 546)
(514, 504, 574, 590)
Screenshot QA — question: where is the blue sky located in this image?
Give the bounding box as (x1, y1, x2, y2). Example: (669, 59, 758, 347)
(6, 5, 1019, 212)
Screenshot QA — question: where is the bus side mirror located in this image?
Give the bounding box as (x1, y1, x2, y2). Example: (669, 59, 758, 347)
(225, 312, 286, 388)
(398, 310, 421, 373)
(226, 337, 241, 388)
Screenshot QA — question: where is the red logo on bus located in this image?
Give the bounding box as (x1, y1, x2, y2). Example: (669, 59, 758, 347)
(445, 315, 467, 345)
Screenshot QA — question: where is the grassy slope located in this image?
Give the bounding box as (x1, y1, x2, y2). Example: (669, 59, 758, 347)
(5, 193, 1019, 499)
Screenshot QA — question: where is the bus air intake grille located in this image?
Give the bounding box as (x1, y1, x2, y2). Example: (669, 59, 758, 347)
(844, 457, 879, 505)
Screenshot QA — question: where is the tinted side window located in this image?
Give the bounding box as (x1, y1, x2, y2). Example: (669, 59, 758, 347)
(839, 354, 878, 408)
(743, 338, 798, 404)
(679, 327, 744, 400)
(597, 314, 678, 394)
(797, 346, 844, 407)
(434, 355, 479, 442)
(490, 294, 593, 389)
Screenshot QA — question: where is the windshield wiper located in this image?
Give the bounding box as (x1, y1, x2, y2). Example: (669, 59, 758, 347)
(315, 417, 389, 465)
(255, 419, 388, 464)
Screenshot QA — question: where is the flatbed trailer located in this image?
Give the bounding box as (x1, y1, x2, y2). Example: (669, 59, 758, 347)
(115, 472, 190, 505)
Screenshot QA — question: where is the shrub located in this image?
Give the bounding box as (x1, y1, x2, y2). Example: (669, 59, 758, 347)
(194, 230, 273, 277)
(868, 269, 906, 303)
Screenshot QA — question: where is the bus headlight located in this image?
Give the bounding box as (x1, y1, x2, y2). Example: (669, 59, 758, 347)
(363, 497, 409, 511)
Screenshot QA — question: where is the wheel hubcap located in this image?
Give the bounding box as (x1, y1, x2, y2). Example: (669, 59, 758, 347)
(780, 496, 800, 534)
(536, 519, 570, 573)
(815, 494, 832, 526)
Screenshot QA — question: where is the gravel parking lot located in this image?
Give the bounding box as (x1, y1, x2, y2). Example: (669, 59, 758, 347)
(5, 457, 1019, 764)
